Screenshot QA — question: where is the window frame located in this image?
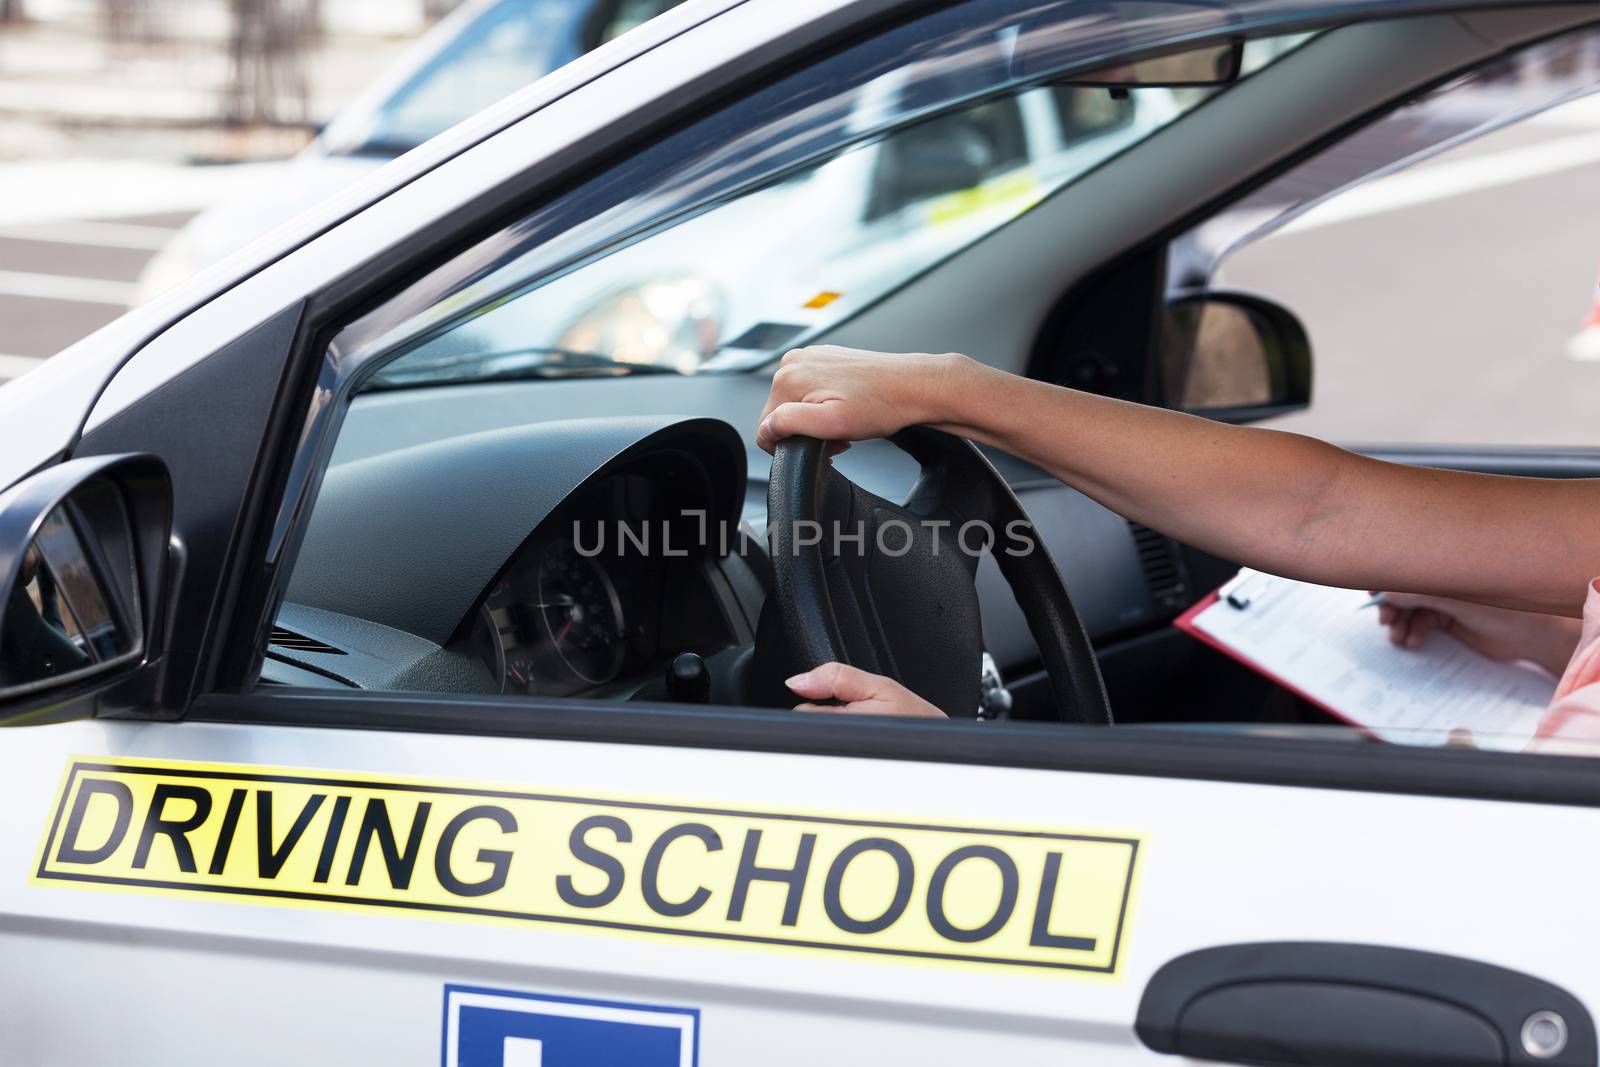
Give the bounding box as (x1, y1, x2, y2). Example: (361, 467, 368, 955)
(194, 0, 1600, 811)
(189, 685, 1600, 807)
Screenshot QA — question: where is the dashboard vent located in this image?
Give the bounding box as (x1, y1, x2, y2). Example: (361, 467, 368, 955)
(269, 627, 346, 656)
(1128, 522, 1189, 611)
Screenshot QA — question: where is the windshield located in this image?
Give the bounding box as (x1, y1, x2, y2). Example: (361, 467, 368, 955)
(370, 83, 1170, 386)
(327, 0, 684, 158)
(360, 31, 1309, 391)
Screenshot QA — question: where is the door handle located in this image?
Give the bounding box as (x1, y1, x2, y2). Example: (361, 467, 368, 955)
(1136, 942, 1594, 1066)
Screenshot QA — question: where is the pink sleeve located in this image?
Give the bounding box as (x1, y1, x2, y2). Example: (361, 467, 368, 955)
(1533, 579, 1600, 743)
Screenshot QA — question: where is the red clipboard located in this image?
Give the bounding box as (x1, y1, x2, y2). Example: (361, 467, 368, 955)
(1173, 588, 1370, 733)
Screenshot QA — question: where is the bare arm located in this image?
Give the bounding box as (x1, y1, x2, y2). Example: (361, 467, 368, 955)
(758, 347, 1600, 617)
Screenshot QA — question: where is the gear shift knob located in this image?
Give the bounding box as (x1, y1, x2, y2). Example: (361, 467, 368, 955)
(666, 652, 711, 704)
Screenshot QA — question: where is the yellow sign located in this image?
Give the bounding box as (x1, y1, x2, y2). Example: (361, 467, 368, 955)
(923, 170, 1044, 227)
(35, 757, 1140, 974)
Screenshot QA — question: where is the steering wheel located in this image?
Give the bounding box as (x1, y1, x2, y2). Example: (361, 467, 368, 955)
(762, 429, 1112, 724)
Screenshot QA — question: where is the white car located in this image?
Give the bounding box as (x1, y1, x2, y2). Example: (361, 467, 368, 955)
(381, 80, 1183, 378)
(135, 0, 691, 302)
(4, 1, 1600, 1064)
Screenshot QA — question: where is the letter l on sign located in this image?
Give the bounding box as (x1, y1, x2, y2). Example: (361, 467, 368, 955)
(443, 985, 698, 1067)
(502, 1038, 541, 1067)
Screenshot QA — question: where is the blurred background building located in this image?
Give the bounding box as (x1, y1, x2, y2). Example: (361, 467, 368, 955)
(0, 0, 444, 162)
(0, 0, 456, 381)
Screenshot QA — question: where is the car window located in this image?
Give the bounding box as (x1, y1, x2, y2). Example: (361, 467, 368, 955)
(361, 73, 1202, 383)
(864, 96, 1035, 221)
(274, 3, 1516, 751)
(278, 4, 1326, 700)
(1051, 85, 1136, 147)
(1199, 28, 1600, 450)
(350, 5, 1313, 388)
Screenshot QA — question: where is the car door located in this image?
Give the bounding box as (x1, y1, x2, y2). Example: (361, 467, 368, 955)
(4, 2, 1600, 1065)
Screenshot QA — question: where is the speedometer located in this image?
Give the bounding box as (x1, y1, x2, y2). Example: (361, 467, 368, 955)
(536, 539, 626, 685)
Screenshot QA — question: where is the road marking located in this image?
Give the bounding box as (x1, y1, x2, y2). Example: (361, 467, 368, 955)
(0, 219, 177, 251)
(0, 353, 45, 379)
(0, 270, 135, 307)
(1569, 329, 1600, 363)
(0, 158, 279, 227)
(1286, 131, 1600, 234)
(503, 1038, 543, 1067)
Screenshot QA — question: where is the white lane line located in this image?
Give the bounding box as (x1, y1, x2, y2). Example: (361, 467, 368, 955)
(0, 219, 178, 251)
(0, 269, 135, 307)
(1286, 131, 1600, 234)
(0, 353, 46, 379)
(1569, 329, 1600, 363)
(0, 159, 280, 228)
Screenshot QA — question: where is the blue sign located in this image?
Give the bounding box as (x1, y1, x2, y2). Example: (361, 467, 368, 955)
(443, 985, 699, 1067)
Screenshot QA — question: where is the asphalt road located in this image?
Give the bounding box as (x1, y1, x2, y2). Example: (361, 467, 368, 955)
(0, 211, 191, 383)
(1224, 122, 1600, 451)
(2, 113, 1597, 451)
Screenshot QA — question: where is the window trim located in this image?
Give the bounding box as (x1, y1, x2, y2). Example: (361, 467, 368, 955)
(187, 687, 1600, 809)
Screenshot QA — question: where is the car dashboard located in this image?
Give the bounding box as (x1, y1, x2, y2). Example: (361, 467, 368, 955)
(263, 377, 1219, 720)
(468, 468, 748, 699)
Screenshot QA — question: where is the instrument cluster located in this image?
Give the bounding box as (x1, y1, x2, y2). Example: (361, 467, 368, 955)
(471, 467, 739, 697)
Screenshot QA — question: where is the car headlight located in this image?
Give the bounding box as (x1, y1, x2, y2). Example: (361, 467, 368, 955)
(556, 277, 723, 373)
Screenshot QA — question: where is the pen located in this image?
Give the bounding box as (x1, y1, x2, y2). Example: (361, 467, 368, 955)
(1359, 593, 1389, 610)
(1225, 579, 1261, 610)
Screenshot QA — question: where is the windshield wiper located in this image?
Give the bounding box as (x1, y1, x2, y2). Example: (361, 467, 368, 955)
(364, 347, 687, 391)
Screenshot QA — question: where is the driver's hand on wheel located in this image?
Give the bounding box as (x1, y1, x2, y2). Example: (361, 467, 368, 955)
(787, 662, 948, 718)
(757, 345, 974, 454)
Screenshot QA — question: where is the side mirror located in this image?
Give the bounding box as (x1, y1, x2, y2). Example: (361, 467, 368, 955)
(1164, 291, 1312, 424)
(0, 455, 171, 715)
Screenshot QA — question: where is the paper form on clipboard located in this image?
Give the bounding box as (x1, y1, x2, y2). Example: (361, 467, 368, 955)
(1175, 569, 1557, 751)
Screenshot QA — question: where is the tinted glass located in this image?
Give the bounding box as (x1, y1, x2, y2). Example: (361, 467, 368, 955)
(344, 1, 1329, 385)
(1, 503, 132, 690)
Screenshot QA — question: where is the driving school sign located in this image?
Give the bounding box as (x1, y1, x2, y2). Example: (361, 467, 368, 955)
(34, 757, 1139, 974)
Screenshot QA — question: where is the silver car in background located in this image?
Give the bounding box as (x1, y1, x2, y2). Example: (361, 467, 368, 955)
(135, 0, 687, 301)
